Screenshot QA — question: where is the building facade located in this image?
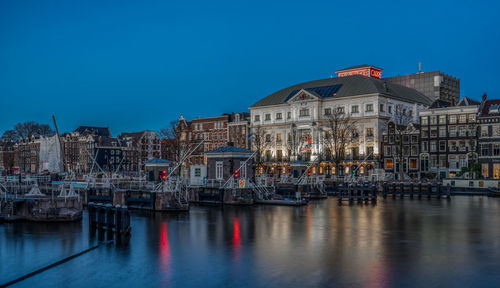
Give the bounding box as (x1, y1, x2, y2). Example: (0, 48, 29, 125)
(478, 96, 500, 179)
(382, 122, 421, 180)
(385, 69, 460, 104)
(250, 65, 433, 177)
(418, 98, 480, 180)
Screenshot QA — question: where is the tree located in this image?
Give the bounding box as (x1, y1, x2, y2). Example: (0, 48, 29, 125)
(1, 130, 18, 142)
(250, 125, 272, 174)
(322, 107, 358, 177)
(391, 104, 414, 181)
(7, 121, 55, 140)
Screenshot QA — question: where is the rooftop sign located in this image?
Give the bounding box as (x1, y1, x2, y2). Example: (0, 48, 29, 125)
(335, 65, 383, 79)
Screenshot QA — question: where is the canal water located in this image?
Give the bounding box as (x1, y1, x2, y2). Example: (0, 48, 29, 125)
(1, 197, 500, 287)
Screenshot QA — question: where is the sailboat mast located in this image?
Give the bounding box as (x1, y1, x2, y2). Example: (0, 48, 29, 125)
(52, 115, 66, 173)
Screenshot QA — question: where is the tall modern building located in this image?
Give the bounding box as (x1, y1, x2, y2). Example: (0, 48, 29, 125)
(384, 67, 460, 104)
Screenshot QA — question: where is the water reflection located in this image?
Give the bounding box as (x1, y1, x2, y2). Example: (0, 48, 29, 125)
(1, 197, 500, 287)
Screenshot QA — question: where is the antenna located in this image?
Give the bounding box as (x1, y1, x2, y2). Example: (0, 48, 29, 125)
(418, 61, 422, 73)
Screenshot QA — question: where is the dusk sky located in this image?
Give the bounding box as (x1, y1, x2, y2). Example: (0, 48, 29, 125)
(1, 0, 499, 136)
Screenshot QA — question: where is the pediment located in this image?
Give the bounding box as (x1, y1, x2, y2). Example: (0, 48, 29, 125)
(286, 89, 319, 103)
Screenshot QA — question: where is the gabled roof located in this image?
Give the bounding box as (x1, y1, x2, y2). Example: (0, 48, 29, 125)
(479, 99, 500, 117)
(429, 99, 452, 109)
(458, 96, 481, 106)
(75, 126, 111, 137)
(251, 75, 433, 108)
(204, 146, 253, 154)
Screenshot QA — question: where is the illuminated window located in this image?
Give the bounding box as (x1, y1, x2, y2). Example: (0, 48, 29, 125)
(421, 116, 428, 125)
(482, 164, 489, 178)
(410, 159, 417, 169)
(449, 115, 457, 124)
(494, 164, 500, 179)
(385, 159, 393, 169)
(459, 114, 467, 123)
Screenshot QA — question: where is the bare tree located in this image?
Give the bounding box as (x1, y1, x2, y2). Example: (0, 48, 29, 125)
(392, 104, 414, 181)
(251, 125, 273, 174)
(322, 107, 358, 177)
(1, 130, 18, 142)
(10, 121, 54, 139)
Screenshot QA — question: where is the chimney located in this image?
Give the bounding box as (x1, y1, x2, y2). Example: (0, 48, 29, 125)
(383, 82, 388, 92)
(482, 93, 487, 102)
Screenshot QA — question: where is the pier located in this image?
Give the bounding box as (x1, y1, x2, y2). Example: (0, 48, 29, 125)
(381, 182, 451, 199)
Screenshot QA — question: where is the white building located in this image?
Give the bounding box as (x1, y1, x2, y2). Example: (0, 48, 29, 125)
(249, 65, 433, 176)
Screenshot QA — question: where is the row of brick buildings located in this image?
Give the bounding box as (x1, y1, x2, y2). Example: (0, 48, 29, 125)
(0, 112, 251, 176)
(0, 126, 161, 175)
(382, 94, 500, 180)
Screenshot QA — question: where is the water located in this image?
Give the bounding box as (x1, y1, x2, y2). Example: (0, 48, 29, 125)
(1, 197, 500, 287)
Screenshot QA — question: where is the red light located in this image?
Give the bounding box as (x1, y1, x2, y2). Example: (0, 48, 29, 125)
(307, 169, 311, 176)
(234, 169, 239, 178)
(161, 170, 167, 180)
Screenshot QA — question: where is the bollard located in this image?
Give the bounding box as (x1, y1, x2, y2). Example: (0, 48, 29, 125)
(446, 184, 451, 200)
(418, 182, 422, 199)
(400, 182, 405, 199)
(427, 183, 432, 199)
(382, 182, 387, 199)
(410, 182, 414, 199)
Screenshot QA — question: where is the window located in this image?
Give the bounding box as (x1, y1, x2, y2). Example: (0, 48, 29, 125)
(385, 146, 391, 156)
(469, 114, 476, 122)
(494, 125, 500, 137)
(411, 145, 418, 155)
(337, 106, 345, 114)
(352, 129, 359, 138)
(449, 141, 457, 151)
(440, 155, 447, 167)
(459, 156, 466, 168)
(421, 155, 429, 171)
(410, 159, 417, 169)
(421, 127, 429, 138)
(459, 126, 466, 137)
(351, 105, 359, 114)
(482, 163, 489, 178)
(421, 141, 428, 152)
(216, 161, 223, 180)
(265, 134, 271, 143)
(494, 144, 500, 156)
(430, 127, 438, 137)
(324, 108, 331, 115)
(366, 128, 374, 137)
(254, 115, 260, 122)
(379, 104, 385, 112)
(276, 133, 282, 143)
(494, 164, 500, 179)
(449, 115, 457, 124)
(430, 116, 437, 125)
(385, 159, 393, 169)
(265, 114, 271, 121)
(481, 126, 488, 136)
(195, 168, 201, 177)
(439, 126, 446, 137)
(288, 133, 292, 142)
(459, 114, 467, 123)
(482, 144, 489, 156)
(449, 126, 457, 137)
(439, 115, 446, 124)
(287, 112, 291, 119)
(276, 113, 282, 120)
(459, 141, 466, 151)
(411, 135, 418, 143)
(366, 104, 373, 112)
(388, 106, 392, 114)
(430, 141, 437, 152)
(299, 108, 310, 117)
(439, 140, 446, 152)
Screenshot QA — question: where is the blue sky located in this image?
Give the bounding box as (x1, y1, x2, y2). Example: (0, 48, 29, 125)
(1, 0, 499, 136)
